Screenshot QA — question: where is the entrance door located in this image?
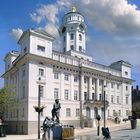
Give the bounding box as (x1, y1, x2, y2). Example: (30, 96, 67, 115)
(86, 107, 91, 119)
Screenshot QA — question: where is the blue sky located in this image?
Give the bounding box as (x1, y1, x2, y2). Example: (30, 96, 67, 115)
(0, 0, 140, 88)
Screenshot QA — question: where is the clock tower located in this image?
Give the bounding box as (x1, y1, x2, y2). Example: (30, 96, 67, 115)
(59, 6, 86, 54)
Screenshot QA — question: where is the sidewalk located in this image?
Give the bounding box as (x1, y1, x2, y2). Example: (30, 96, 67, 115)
(0, 120, 140, 140)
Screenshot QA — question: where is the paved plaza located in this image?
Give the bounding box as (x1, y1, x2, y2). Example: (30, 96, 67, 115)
(0, 120, 140, 140)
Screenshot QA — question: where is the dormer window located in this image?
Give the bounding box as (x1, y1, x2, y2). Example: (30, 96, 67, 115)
(37, 45, 45, 52)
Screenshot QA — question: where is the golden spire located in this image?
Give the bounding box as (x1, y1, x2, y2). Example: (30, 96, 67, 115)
(71, 6, 77, 12)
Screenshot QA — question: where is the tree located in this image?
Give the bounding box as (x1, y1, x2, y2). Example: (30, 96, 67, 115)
(0, 85, 19, 120)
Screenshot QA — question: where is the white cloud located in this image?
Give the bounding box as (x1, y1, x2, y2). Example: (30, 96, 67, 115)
(75, 0, 140, 35)
(44, 23, 59, 37)
(30, 4, 59, 24)
(11, 28, 23, 41)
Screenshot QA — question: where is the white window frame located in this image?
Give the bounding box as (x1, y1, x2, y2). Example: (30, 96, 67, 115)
(54, 72, 59, 79)
(54, 88, 59, 99)
(39, 68, 45, 76)
(65, 74, 69, 81)
(66, 108, 71, 117)
(64, 89, 69, 100)
(74, 90, 78, 100)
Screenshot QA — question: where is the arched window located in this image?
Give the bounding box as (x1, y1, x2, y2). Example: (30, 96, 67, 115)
(79, 34, 82, 41)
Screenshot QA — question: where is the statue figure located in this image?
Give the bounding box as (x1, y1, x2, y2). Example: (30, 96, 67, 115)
(51, 99, 61, 123)
(42, 116, 55, 140)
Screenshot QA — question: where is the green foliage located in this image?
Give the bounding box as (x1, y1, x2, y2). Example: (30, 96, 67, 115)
(0, 85, 19, 117)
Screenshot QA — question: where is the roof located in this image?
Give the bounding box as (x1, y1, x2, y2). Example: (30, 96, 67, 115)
(33, 29, 54, 38)
(18, 28, 54, 44)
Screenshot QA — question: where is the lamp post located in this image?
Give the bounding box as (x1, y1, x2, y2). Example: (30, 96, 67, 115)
(79, 59, 83, 129)
(103, 85, 106, 128)
(38, 77, 41, 139)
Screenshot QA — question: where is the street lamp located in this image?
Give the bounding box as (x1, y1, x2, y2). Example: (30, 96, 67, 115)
(38, 77, 41, 139)
(79, 59, 83, 129)
(103, 85, 106, 128)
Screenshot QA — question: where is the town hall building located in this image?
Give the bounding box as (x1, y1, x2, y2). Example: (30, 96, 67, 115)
(2, 7, 133, 134)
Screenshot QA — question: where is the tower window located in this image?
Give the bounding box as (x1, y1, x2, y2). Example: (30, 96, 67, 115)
(79, 46, 82, 51)
(70, 33, 74, 40)
(37, 45, 45, 52)
(70, 45, 74, 50)
(79, 34, 82, 41)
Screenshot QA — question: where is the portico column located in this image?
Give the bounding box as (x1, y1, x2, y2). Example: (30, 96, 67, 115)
(91, 109, 96, 127)
(70, 74, 74, 100)
(89, 77, 92, 100)
(96, 79, 99, 100)
(81, 75, 84, 101)
(60, 72, 64, 99)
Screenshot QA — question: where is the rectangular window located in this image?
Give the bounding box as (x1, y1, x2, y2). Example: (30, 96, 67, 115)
(117, 96, 119, 104)
(84, 92, 87, 100)
(65, 74, 69, 81)
(126, 96, 128, 104)
(39, 85, 44, 97)
(54, 88, 59, 99)
(117, 84, 120, 89)
(37, 45, 45, 52)
(66, 108, 71, 117)
(92, 79, 95, 85)
(54, 72, 59, 79)
(76, 108, 80, 117)
(126, 85, 128, 91)
(99, 94, 102, 101)
(39, 68, 44, 76)
(92, 93, 95, 100)
(70, 33, 74, 40)
(65, 90, 69, 100)
(111, 83, 114, 88)
(74, 90, 78, 100)
(111, 95, 114, 103)
(74, 76, 78, 82)
(70, 45, 74, 50)
(84, 77, 87, 84)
